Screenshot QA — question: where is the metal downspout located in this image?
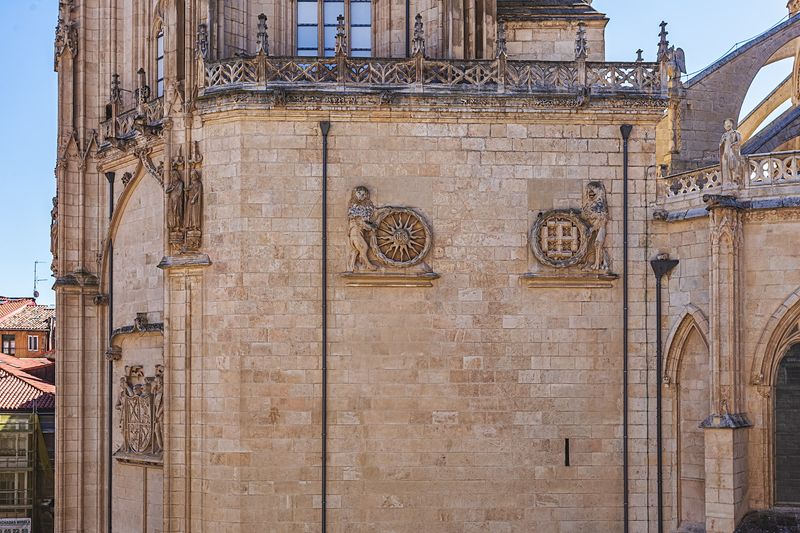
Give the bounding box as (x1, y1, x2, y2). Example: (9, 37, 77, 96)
(620, 124, 632, 533)
(651, 255, 679, 533)
(105, 171, 115, 533)
(319, 121, 331, 533)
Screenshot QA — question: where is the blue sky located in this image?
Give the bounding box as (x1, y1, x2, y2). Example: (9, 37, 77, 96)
(0, 1, 792, 306)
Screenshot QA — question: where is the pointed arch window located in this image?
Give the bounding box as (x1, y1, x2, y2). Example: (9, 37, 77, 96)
(297, 0, 372, 57)
(156, 29, 165, 97)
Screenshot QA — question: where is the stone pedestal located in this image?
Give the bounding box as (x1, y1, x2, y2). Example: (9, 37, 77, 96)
(703, 424, 750, 533)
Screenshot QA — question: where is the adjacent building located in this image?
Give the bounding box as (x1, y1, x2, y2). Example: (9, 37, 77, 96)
(53, 0, 800, 532)
(0, 303, 55, 360)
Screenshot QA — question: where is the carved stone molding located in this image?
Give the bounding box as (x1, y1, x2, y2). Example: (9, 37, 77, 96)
(520, 272, 618, 289)
(342, 186, 438, 286)
(114, 364, 164, 465)
(341, 271, 440, 288)
(135, 148, 165, 187)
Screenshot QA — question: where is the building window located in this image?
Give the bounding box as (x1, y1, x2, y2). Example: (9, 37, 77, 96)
(156, 29, 165, 98)
(297, 0, 372, 57)
(27, 336, 38, 352)
(0, 472, 28, 507)
(1, 336, 14, 356)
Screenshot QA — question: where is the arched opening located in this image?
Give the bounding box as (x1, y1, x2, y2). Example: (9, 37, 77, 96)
(776, 344, 800, 506)
(738, 57, 794, 140)
(677, 327, 709, 527)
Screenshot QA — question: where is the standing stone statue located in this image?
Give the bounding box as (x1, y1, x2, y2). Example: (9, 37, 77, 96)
(720, 118, 747, 186)
(185, 169, 203, 232)
(582, 181, 609, 272)
(165, 168, 185, 232)
(50, 197, 58, 269)
(347, 186, 378, 272)
(152, 365, 164, 454)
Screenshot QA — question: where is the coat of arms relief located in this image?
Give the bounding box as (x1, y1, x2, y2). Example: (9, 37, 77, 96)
(115, 364, 164, 464)
(525, 181, 617, 288)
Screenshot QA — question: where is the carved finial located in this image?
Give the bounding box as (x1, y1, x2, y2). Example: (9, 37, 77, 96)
(335, 14, 347, 56)
(412, 14, 426, 57)
(636, 49, 644, 62)
(196, 23, 209, 61)
(110, 73, 122, 104)
(136, 68, 150, 104)
(658, 21, 670, 63)
(496, 21, 507, 58)
(575, 22, 588, 60)
(256, 14, 269, 55)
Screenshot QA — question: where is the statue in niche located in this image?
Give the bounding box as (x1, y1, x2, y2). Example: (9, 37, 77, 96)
(165, 165, 185, 232)
(720, 118, 747, 186)
(347, 186, 378, 272)
(185, 169, 203, 232)
(581, 181, 610, 272)
(50, 197, 58, 270)
(115, 364, 164, 460)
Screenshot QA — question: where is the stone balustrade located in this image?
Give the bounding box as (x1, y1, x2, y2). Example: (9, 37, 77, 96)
(101, 97, 164, 144)
(661, 150, 800, 201)
(200, 54, 663, 96)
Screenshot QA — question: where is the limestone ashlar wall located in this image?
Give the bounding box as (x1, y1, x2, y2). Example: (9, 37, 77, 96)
(111, 172, 165, 330)
(657, 216, 711, 533)
(196, 110, 657, 531)
(505, 20, 606, 62)
(740, 213, 800, 509)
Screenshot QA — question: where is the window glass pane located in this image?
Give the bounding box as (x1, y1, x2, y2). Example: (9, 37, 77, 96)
(157, 61, 164, 81)
(351, 26, 371, 50)
(297, 48, 318, 57)
(350, 49, 371, 58)
(323, 26, 337, 53)
(323, 2, 344, 24)
(157, 33, 164, 57)
(297, 3, 318, 25)
(298, 26, 319, 51)
(351, 3, 371, 25)
(157, 80, 164, 98)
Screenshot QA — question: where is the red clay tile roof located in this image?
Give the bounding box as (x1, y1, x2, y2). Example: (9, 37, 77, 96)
(0, 354, 54, 372)
(0, 299, 35, 321)
(0, 360, 55, 410)
(0, 306, 54, 331)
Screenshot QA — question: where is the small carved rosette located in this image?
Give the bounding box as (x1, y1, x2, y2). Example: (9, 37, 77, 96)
(346, 186, 434, 273)
(115, 364, 164, 462)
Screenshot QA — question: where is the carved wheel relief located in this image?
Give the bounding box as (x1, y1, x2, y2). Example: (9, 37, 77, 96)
(371, 207, 432, 268)
(346, 186, 434, 273)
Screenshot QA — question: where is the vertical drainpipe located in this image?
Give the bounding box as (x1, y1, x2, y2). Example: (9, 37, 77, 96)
(620, 124, 632, 533)
(405, 1, 411, 57)
(650, 254, 678, 533)
(319, 121, 331, 533)
(105, 171, 115, 533)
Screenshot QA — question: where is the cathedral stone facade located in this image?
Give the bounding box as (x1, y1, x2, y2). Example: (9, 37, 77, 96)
(53, 0, 800, 531)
